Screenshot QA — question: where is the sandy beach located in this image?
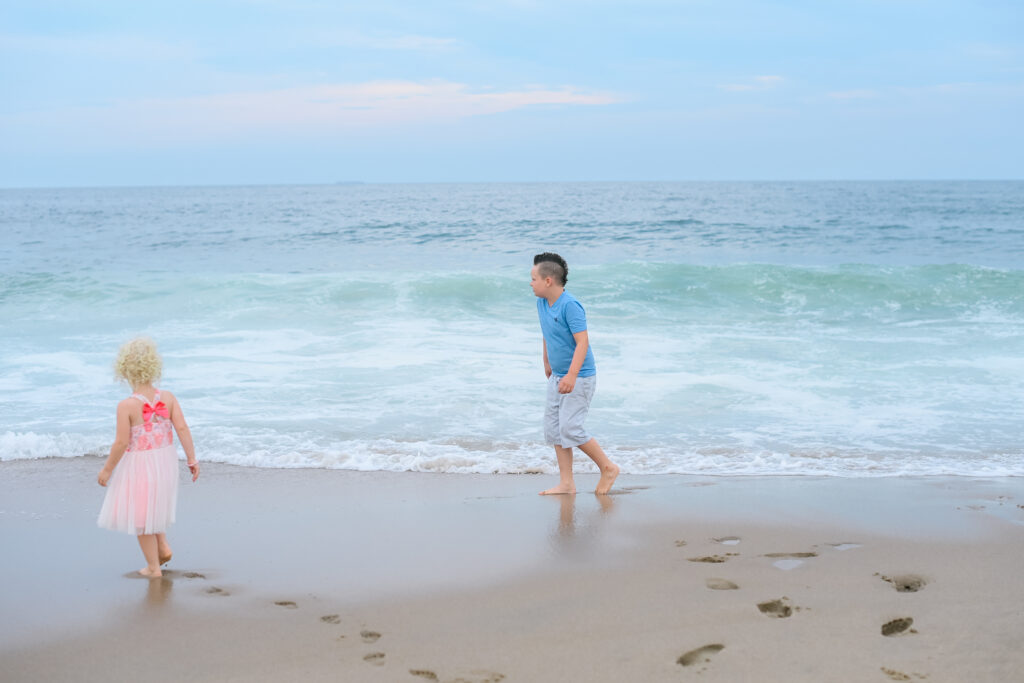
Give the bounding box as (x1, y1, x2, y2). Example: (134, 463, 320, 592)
(2, 457, 1022, 682)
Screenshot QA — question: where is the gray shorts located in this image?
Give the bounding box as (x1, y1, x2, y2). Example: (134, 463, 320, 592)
(544, 374, 596, 449)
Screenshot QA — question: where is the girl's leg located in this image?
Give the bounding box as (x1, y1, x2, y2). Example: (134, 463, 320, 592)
(137, 534, 162, 577)
(539, 445, 576, 494)
(156, 533, 173, 565)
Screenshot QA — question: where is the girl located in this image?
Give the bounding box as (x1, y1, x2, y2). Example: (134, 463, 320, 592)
(97, 338, 199, 577)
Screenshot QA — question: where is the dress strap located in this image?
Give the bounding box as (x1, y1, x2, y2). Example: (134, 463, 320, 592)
(130, 390, 161, 406)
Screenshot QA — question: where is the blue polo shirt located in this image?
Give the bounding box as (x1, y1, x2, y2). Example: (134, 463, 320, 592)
(537, 291, 596, 377)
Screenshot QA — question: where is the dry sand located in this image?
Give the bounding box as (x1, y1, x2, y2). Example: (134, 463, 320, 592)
(2, 457, 1023, 682)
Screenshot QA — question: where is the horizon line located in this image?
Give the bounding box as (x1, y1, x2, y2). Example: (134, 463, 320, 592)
(3, 178, 1022, 191)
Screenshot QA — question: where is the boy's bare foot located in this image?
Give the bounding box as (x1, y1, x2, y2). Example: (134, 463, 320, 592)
(539, 483, 576, 495)
(595, 463, 620, 494)
(139, 567, 162, 578)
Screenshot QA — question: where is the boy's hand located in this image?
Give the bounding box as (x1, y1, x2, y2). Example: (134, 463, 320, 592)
(558, 375, 576, 394)
(97, 467, 112, 487)
(544, 363, 552, 378)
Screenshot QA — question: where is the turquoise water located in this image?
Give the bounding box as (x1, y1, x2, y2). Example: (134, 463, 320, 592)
(1, 182, 1022, 475)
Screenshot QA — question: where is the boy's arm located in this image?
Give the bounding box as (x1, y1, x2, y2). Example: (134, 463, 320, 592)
(557, 330, 589, 394)
(543, 339, 552, 378)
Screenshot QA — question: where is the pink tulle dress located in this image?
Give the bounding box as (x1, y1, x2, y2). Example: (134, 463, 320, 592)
(97, 390, 180, 535)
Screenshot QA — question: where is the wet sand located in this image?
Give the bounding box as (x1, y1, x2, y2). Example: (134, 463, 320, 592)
(1, 457, 1023, 682)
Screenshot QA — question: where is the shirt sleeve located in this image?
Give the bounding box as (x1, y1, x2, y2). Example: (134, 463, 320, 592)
(565, 301, 588, 334)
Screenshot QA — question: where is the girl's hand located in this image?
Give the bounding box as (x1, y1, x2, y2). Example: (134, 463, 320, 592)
(97, 467, 112, 487)
(188, 462, 200, 482)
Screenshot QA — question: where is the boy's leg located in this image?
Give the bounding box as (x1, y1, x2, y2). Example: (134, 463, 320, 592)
(558, 376, 620, 494)
(540, 445, 576, 495)
(540, 375, 576, 494)
(577, 439, 620, 494)
(137, 534, 162, 577)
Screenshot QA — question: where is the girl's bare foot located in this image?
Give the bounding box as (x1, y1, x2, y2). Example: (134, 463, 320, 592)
(539, 483, 576, 495)
(139, 567, 163, 578)
(158, 549, 173, 565)
(595, 463, 620, 494)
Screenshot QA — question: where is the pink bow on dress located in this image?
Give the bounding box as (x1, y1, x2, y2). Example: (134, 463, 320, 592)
(141, 401, 169, 431)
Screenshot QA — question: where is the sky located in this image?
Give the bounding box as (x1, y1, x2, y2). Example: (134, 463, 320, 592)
(1, 0, 1022, 186)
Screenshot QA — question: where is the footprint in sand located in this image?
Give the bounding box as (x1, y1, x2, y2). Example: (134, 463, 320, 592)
(205, 586, 229, 596)
(183, 572, 206, 579)
(881, 617, 915, 636)
(757, 598, 795, 618)
(455, 672, 506, 683)
(827, 542, 862, 551)
(409, 671, 438, 681)
(320, 614, 341, 624)
(714, 536, 741, 546)
(772, 559, 804, 571)
(706, 578, 739, 590)
(674, 540, 688, 547)
(274, 600, 298, 609)
(881, 667, 928, 680)
(765, 552, 817, 571)
(677, 644, 724, 671)
(879, 574, 927, 593)
(363, 652, 386, 666)
(361, 629, 382, 643)
(688, 554, 738, 563)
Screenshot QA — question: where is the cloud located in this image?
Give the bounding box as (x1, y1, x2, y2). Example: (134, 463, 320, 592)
(3, 80, 621, 148)
(718, 75, 784, 92)
(0, 32, 199, 61)
(368, 35, 458, 51)
(303, 29, 459, 51)
(818, 82, 1024, 104)
(960, 43, 1018, 61)
(827, 89, 880, 100)
(895, 82, 1024, 97)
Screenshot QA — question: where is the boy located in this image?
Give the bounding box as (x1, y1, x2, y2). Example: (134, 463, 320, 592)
(530, 252, 619, 495)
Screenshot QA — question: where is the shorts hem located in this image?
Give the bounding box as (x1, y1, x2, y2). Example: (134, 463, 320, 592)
(545, 436, 591, 449)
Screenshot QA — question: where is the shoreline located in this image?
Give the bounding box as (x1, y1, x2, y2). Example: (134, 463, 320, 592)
(2, 458, 1023, 682)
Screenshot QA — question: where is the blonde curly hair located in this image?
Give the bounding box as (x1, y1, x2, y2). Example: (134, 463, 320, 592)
(114, 337, 163, 387)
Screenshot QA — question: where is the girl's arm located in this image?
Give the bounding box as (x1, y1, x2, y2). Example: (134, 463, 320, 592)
(98, 401, 132, 486)
(164, 391, 199, 481)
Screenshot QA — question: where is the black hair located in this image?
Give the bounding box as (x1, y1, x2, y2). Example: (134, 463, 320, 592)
(533, 252, 568, 286)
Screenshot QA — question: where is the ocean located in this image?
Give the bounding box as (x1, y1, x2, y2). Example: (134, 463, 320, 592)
(1, 181, 1022, 476)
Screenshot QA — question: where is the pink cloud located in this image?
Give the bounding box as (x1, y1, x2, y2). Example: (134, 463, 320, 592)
(719, 75, 784, 92)
(6, 80, 620, 147)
